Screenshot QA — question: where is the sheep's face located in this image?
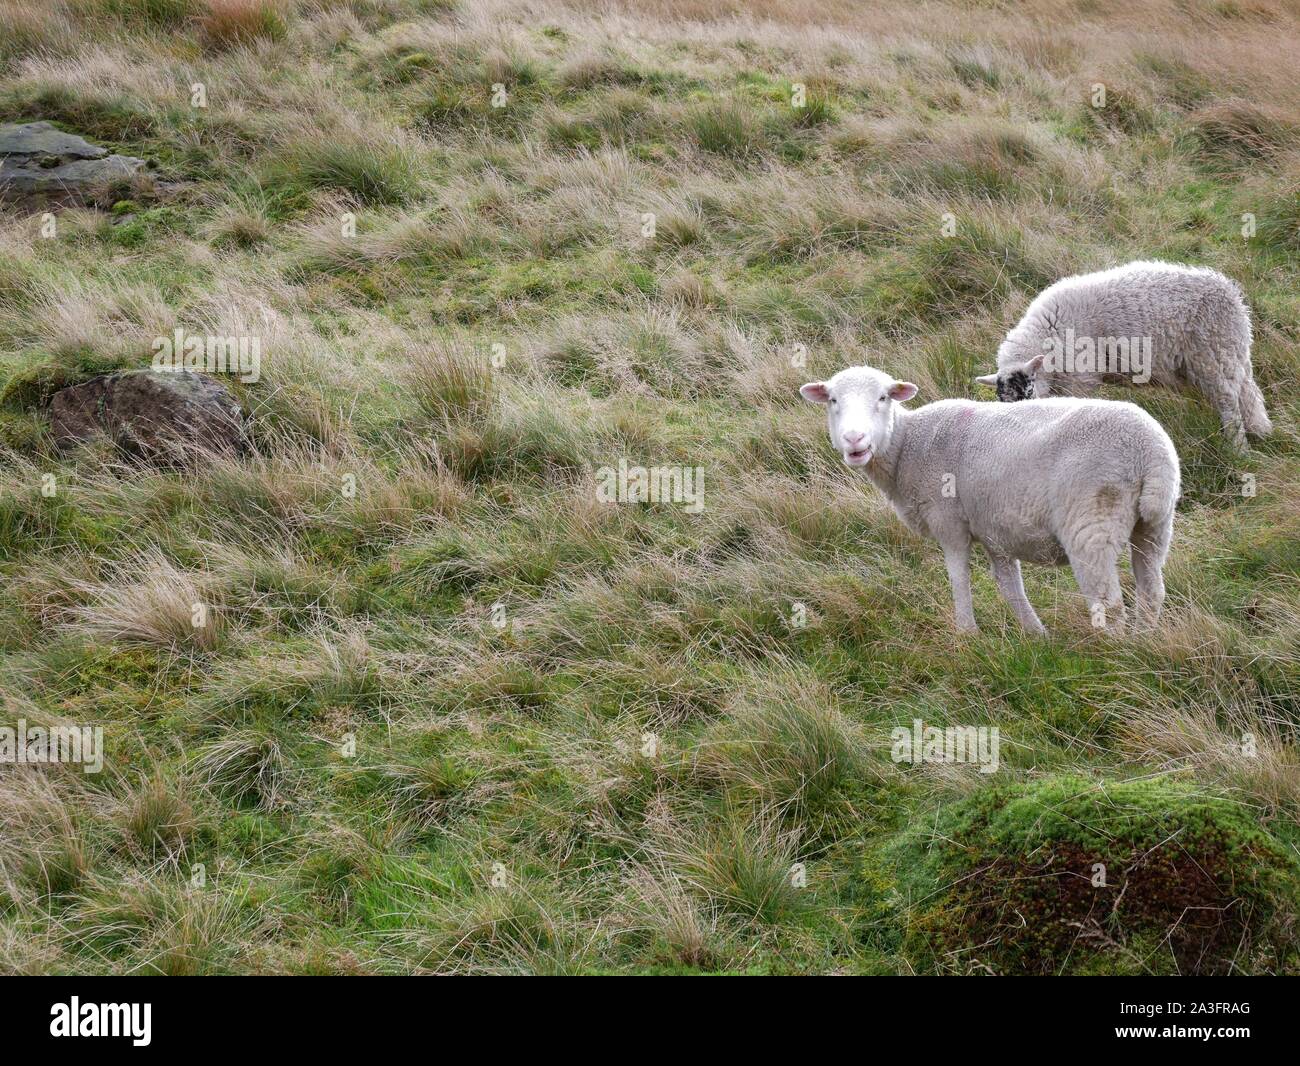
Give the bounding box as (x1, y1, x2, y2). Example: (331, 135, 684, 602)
(799, 366, 918, 468)
(975, 351, 1046, 402)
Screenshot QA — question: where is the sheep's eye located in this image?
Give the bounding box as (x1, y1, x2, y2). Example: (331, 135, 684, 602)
(830, 397, 837, 406)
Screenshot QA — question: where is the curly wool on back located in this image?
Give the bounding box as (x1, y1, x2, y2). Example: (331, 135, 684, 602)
(982, 260, 1272, 451)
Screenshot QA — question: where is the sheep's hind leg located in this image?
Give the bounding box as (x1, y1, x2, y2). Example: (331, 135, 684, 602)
(1197, 375, 1249, 453)
(1217, 396, 1249, 453)
(1067, 538, 1127, 634)
(990, 556, 1046, 635)
(1130, 516, 1172, 631)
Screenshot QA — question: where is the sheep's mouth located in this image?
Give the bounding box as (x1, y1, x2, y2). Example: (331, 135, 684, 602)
(845, 445, 873, 466)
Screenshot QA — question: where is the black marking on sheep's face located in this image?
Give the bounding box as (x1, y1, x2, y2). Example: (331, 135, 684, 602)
(996, 370, 1033, 402)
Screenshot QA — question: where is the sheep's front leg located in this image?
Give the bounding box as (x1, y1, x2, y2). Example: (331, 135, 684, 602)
(990, 556, 1046, 635)
(941, 541, 978, 633)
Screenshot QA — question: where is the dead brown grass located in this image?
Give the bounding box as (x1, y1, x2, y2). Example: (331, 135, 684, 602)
(199, 0, 290, 50)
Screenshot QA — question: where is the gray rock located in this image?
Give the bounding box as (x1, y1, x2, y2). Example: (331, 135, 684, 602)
(0, 121, 147, 208)
(50, 370, 246, 462)
(0, 121, 109, 159)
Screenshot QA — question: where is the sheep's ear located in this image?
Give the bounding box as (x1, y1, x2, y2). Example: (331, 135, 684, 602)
(1026, 354, 1046, 374)
(888, 380, 918, 403)
(800, 381, 831, 404)
(974, 374, 999, 388)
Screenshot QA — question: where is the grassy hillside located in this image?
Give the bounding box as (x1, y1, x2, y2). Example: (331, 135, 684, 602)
(2, 0, 1299, 974)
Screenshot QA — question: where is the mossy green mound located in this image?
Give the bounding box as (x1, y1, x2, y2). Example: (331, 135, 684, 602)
(885, 776, 1300, 975)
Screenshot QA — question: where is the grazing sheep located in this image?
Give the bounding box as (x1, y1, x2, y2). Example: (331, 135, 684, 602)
(974, 260, 1271, 452)
(801, 366, 1180, 633)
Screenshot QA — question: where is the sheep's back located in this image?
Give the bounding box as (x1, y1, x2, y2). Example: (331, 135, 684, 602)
(1015, 262, 1246, 349)
(901, 399, 1178, 551)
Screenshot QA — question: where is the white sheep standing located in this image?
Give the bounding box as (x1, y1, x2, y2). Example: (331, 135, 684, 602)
(801, 366, 1181, 633)
(974, 260, 1271, 452)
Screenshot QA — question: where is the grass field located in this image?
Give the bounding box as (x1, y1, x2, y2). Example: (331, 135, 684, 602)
(2, 0, 1299, 975)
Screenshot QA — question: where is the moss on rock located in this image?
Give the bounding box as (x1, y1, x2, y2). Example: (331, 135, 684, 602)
(883, 775, 1300, 974)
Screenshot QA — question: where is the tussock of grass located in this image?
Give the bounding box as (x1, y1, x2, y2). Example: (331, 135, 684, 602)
(664, 812, 810, 926)
(695, 665, 866, 828)
(199, 0, 289, 50)
(1188, 100, 1297, 166)
(122, 771, 197, 859)
(406, 341, 496, 424)
(0, 771, 90, 900)
(685, 98, 760, 158)
(268, 131, 426, 208)
(205, 185, 276, 249)
(57, 550, 223, 653)
(192, 728, 288, 809)
(65, 872, 259, 975)
(625, 861, 724, 969)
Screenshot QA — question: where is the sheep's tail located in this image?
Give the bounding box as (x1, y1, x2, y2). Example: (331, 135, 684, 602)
(1238, 375, 1273, 438)
(1137, 441, 1180, 531)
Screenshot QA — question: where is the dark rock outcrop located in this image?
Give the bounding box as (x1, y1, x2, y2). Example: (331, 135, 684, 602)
(50, 370, 245, 461)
